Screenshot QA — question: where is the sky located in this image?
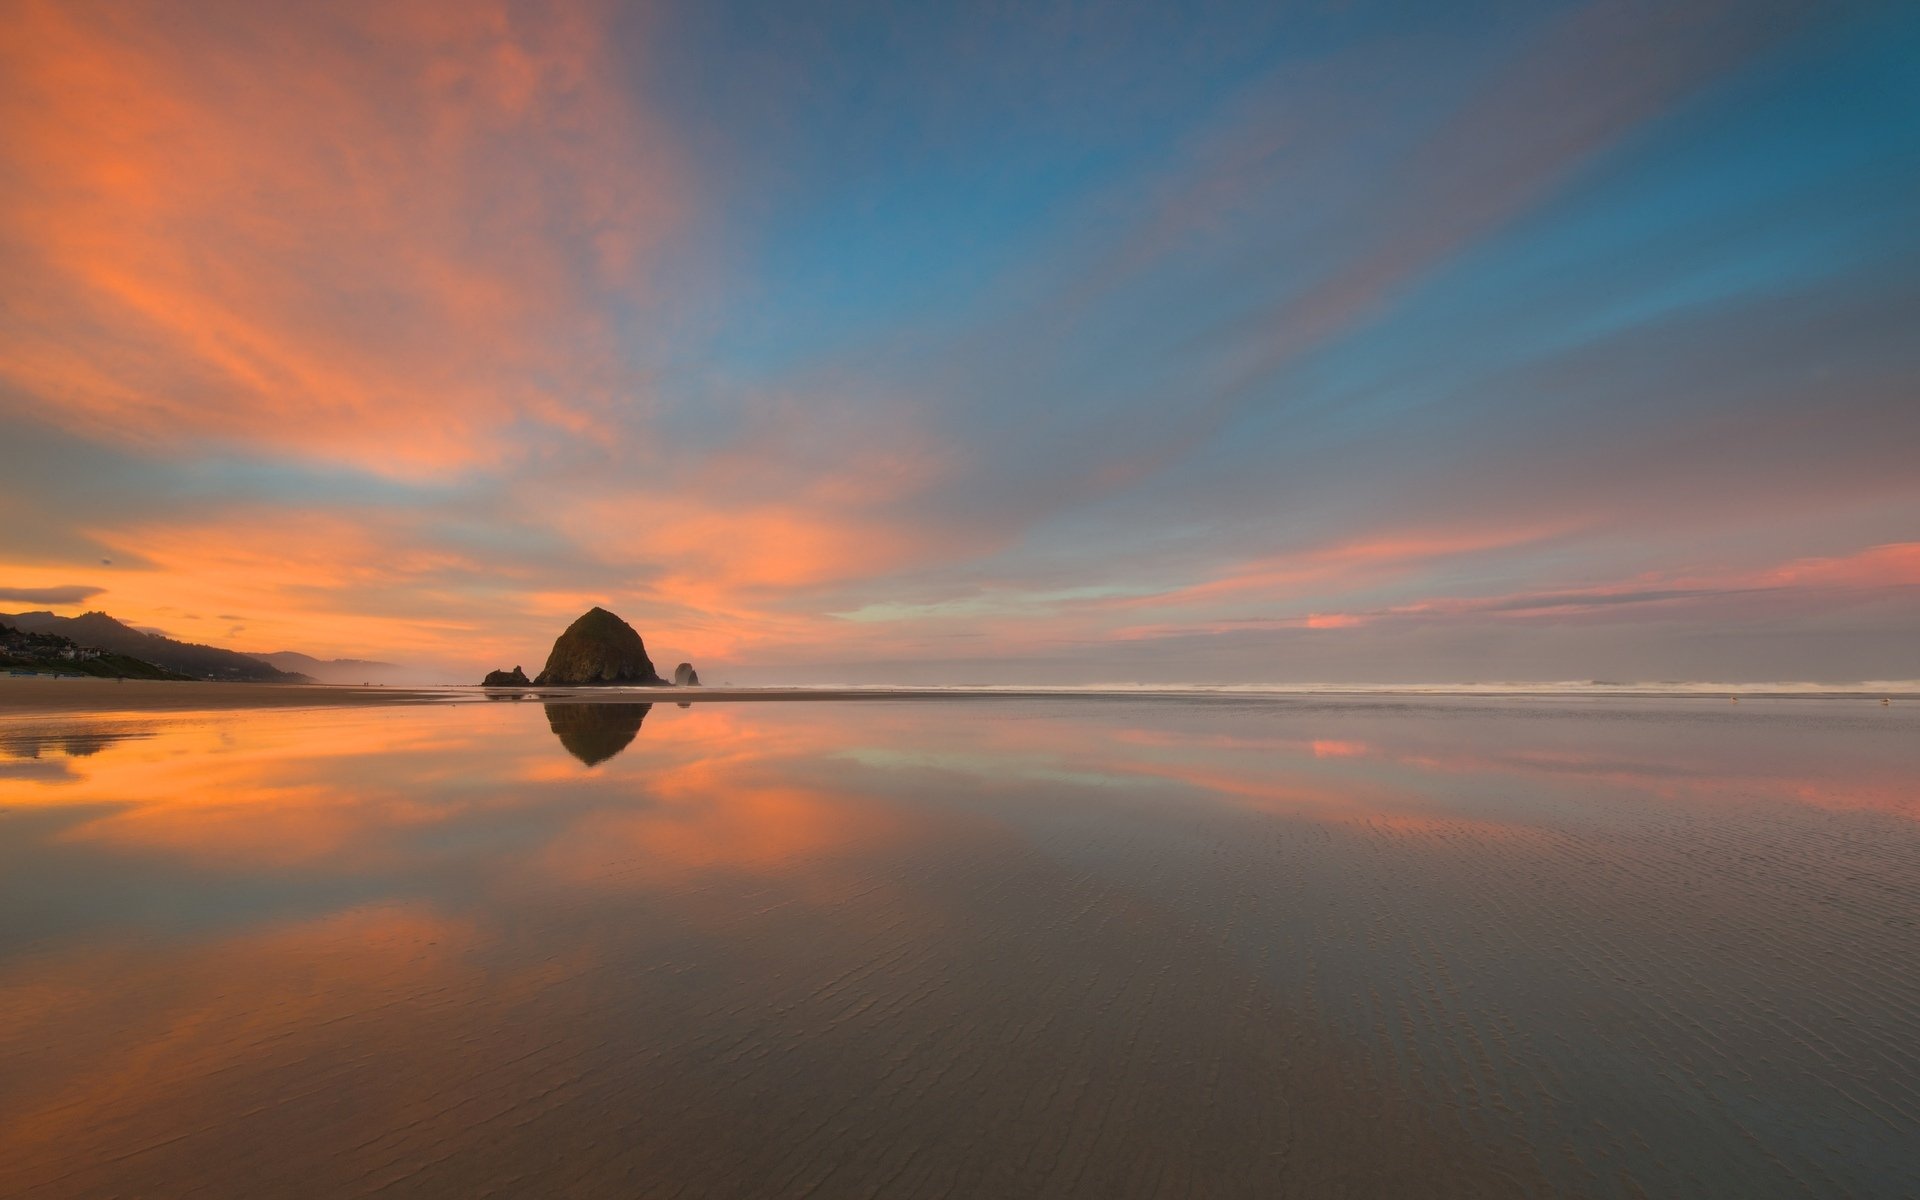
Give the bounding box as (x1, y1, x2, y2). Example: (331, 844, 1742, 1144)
(1, 0, 1917, 684)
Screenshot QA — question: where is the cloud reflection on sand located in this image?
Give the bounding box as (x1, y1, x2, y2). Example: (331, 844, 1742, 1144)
(1, 697, 1917, 1198)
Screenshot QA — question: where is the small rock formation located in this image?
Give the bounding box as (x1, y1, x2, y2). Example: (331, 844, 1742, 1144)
(673, 662, 700, 686)
(533, 608, 665, 686)
(545, 702, 651, 766)
(481, 665, 531, 687)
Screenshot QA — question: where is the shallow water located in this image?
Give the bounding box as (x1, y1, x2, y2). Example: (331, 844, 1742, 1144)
(1, 696, 1916, 1198)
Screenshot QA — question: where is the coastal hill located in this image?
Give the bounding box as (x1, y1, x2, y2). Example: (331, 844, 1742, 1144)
(0, 611, 309, 682)
(254, 650, 407, 685)
(533, 607, 666, 686)
(1, 621, 191, 679)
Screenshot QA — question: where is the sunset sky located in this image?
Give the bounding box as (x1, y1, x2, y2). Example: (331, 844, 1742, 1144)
(2, 0, 1916, 683)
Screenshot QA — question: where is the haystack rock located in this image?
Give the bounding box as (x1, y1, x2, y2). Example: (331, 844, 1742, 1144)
(481, 665, 530, 687)
(533, 608, 665, 686)
(673, 662, 700, 686)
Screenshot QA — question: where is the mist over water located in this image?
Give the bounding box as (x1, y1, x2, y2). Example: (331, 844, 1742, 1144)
(2, 696, 1916, 1197)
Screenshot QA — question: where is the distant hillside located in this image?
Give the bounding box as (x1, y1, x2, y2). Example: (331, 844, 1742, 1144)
(1, 622, 192, 680)
(0, 611, 310, 682)
(255, 651, 411, 685)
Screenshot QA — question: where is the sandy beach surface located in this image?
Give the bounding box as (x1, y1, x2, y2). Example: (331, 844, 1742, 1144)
(3, 690, 1917, 1198)
(0, 677, 1081, 713)
(0, 677, 1005, 713)
(0, 676, 459, 712)
(4, 675, 1913, 715)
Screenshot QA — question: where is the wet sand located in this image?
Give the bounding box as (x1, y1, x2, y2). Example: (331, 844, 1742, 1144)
(2, 696, 1917, 1197)
(0, 676, 1176, 713)
(0, 677, 948, 713)
(4, 675, 1911, 716)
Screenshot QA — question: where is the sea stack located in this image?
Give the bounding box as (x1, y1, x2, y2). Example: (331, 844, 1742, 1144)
(481, 665, 531, 687)
(673, 662, 700, 686)
(533, 608, 666, 686)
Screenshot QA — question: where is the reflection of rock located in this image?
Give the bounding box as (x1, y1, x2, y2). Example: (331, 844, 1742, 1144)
(545, 703, 652, 766)
(534, 608, 665, 686)
(60, 734, 120, 757)
(673, 662, 700, 686)
(1, 726, 151, 759)
(481, 666, 531, 687)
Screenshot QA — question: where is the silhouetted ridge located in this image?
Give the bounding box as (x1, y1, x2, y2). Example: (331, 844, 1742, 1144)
(1, 621, 190, 680)
(0, 611, 304, 681)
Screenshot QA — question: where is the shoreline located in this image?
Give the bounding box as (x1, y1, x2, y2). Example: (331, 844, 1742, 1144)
(0, 676, 1912, 714)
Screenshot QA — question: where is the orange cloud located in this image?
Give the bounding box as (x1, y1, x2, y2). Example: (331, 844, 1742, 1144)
(1118, 541, 1920, 644)
(1305, 613, 1363, 630)
(0, 0, 684, 475)
(1310, 541, 1920, 630)
(1756, 542, 1920, 589)
(0, 0, 985, 675)
(1119, 522, 1575, 612)
(68, 512, 513, 668)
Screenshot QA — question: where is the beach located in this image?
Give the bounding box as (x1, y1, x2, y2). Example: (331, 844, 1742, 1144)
(5, 675, 1913, 716)
(3, 691, 1917, 1198)
(0, 677, 454, 712)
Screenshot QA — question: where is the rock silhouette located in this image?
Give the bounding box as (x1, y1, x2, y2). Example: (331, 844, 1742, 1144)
(533, 608, 665, 686)
(673, 662, 700, 686)
(481, 666, 530, 687)
(544, 702, 651, 765)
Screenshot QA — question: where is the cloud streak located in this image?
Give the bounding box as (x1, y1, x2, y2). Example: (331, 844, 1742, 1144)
(1113, 543, 1920, 642)
(0, 585, 106, 606)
